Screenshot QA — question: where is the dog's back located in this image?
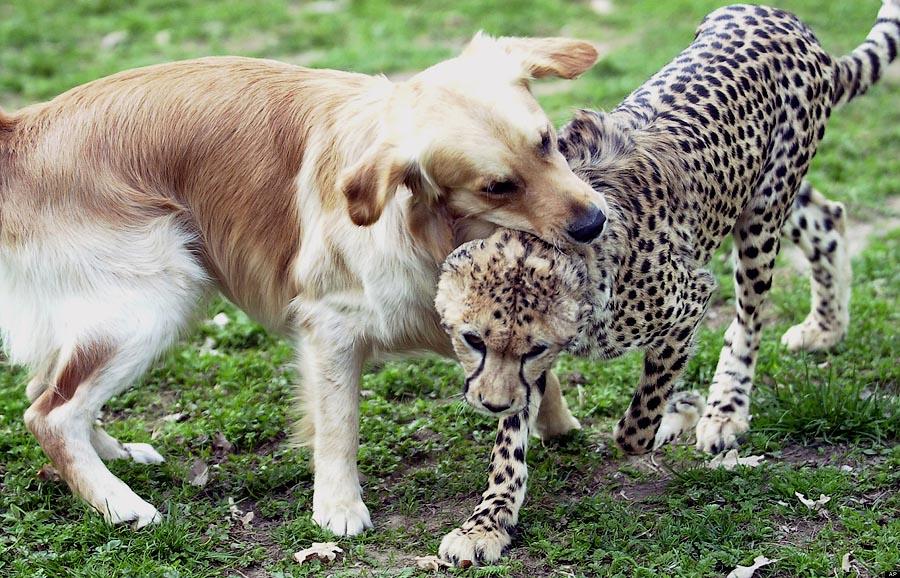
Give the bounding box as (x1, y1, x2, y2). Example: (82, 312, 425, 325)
(0, 58, 391, 331)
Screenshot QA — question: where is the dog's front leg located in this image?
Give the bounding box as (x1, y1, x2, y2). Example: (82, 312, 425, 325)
(439, 379, 543, 566)
(299, 333, 372, 536)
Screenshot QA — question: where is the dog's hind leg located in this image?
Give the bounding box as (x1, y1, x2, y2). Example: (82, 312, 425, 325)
(780, 181, 851, 352)
(22, 223, 207, 526)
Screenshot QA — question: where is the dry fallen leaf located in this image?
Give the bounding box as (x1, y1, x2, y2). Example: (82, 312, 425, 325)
(795, 492, 831, 511)
(227, 497, 243, 519)
(708, 448, 766, 470)
(212, 432, 234, 456)
(293, 542, 343, 564)
(414, 556, 452, 571)
(188, 459, 209, 487)
(100, 30, 128, 51)
(199, 337, 220, 356)
(726, 555, 775, 578)
(840, 552, 855, 574)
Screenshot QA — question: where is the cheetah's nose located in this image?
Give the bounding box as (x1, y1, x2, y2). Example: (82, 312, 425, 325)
(567, 204, 607, 243)
(479, 394, 512, 414)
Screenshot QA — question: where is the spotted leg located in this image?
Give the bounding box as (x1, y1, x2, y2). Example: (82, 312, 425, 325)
(697, 215, 783, 453)
(615, 269, 716, 454)
(780, 182, 851, 352)
(439, 377, 543, 566)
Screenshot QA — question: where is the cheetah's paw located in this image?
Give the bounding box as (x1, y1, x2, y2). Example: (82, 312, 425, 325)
(653, 390, 705, 449)
(695, 412, 749, 455)
(439, 525, 511, 567)
(781, 319, 845, 352)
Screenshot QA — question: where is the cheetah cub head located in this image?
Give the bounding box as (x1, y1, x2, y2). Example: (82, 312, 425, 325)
(436, 228, 590, 416)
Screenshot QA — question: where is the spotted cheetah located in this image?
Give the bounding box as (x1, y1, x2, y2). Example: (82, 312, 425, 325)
(433, 1, 898, 566)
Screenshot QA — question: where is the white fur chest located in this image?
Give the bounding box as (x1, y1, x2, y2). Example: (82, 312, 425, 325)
(293, 198, 452, 357)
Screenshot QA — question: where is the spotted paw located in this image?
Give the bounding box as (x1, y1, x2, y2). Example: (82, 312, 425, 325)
(781, 320, 845, 352)
(312, 496, 372, 536)
(653, 390, 705, 449)
(695, 412, 749, 454)
(439, 525, 511, 567)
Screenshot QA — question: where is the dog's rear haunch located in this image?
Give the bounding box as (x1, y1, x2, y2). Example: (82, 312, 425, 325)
(0, 34, 605, 532)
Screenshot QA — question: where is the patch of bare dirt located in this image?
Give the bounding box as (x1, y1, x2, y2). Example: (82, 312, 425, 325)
(223, 499, 285, 578)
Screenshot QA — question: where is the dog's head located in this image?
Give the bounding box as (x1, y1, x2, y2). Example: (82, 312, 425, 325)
(435, 229, 590, 416)
(339, 34, 608, 248)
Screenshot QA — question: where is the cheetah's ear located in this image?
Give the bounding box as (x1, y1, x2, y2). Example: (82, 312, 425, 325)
(435, 241, 481, 326)
(339, 142, 424, 227)
(464, 33, 599, 80)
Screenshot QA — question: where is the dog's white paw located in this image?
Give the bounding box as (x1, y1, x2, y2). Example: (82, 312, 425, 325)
(695, 412, 749, 455)
(100, 493, 162, 528)
(781, 320, 844, 352)
(312, 496, 372, 536)
(123, 443, 165, 465)
(439, 526, 510, 567)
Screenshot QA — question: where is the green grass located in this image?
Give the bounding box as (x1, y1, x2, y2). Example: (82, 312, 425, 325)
(1, 0, 899, 576)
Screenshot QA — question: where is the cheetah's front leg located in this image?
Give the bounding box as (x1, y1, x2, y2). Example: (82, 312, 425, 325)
(439, 381, 542, 566)
(615, 269, 715, 454)
(696, 218, 782, 454)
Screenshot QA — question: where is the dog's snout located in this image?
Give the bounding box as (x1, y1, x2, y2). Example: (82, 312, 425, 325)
(567, 205, 607, 243)
(479, 394, 512, 414)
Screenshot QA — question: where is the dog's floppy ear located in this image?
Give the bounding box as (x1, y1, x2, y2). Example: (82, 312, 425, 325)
(339, 143, 422, 226)
(465, 34, 599, 80)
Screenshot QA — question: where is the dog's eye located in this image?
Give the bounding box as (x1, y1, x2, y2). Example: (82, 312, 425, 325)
(526, 343, 549, 358)
(482, 180, 518, 195)
(462, 332, 486, 351)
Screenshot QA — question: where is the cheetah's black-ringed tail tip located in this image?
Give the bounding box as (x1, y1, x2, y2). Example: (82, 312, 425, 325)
(832, 0, 900, 106)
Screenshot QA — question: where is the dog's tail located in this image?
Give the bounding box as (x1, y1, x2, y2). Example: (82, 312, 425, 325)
(832, 0, 899, 108)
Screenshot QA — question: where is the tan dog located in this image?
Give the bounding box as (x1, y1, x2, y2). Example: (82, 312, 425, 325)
(0, 35, 607, 533)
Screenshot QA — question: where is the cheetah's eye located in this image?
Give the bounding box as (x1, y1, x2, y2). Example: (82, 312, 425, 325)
(525, 343, 549, 358)
(462, 332, 486, 351)
(481, 179, 519, 195)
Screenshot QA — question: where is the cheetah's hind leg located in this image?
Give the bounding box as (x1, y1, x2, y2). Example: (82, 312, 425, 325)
(780, 182, 851, 352)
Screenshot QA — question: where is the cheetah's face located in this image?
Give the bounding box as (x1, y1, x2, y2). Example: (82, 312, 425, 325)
(436, 229, 590, 416)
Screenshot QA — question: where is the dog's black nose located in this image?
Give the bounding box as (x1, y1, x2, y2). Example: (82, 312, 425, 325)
(479, 395, 512, 414)
(567, 205, 607, 243)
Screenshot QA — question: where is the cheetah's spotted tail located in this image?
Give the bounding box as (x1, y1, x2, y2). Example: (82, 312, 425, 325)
(832, 0, 900, 107)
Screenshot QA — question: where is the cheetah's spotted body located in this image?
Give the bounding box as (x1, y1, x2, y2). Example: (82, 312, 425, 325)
(435, 2, 898, 566)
